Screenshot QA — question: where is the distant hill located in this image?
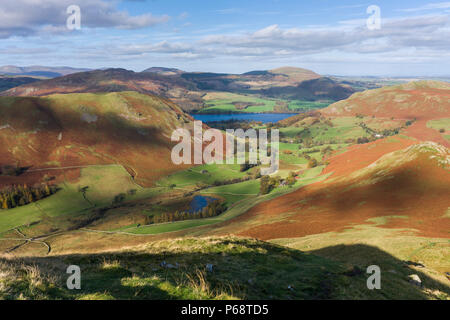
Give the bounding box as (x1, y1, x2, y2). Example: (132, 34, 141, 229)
(269, 66, 321, 82)
(0, 68, 205, 111)
(259, 77, 354, 101)
(0, 65, 91, 78)
(0, 91, 195, 187)
(0, 75, 40, 92)
(142, 67, 185, 75)
(2, 66, 355, 112)
(182, 66, 322, 92)
(180, 66, 353, 102)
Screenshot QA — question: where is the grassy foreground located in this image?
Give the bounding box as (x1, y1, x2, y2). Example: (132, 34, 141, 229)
(1, 236, 448, 300)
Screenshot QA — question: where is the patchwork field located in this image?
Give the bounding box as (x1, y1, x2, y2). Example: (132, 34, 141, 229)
(199, 92, 331, 113)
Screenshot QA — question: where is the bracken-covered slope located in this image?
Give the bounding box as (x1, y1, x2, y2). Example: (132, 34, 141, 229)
(322, 81, 450, 119)
(223, 142, 450, 240)
(322, 81, 450, 146)
(0, 91, 194, 187)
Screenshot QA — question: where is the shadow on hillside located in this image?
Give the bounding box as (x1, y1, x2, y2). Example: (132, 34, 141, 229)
(4, 239, 449, 300)
(0, 96, 172, 155)
(305, 163, 448, 218)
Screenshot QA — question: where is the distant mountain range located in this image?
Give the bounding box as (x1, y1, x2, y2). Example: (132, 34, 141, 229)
(142, 67, 186, 76)
(0, 66, 355, 112)
(0, 65, 91, 78)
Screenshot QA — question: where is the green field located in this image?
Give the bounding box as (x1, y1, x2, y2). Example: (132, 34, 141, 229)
(122, 166, 328, 236)
(157, 163, 247, 188)
(0, 165, 160, 235)
(427, 118, 450, 141)
(202, 94, 277, 113)
(288, 100, 333, 111)
(427, 118, 450, 130)
(280, 117, 370, 143)
(199, 92, 331, 114)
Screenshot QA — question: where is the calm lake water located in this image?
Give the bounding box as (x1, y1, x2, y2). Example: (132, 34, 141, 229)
(188, 195, 218, 213)
(191, 113, 297, 123)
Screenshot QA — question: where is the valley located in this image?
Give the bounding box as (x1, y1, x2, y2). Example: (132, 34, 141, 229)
(0, 66, 448, 301)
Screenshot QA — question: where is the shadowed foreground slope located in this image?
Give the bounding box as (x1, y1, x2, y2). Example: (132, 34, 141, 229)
(0, 237, 448, 300)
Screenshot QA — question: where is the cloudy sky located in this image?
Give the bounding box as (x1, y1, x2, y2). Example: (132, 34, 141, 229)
(0, 0, 449, 76)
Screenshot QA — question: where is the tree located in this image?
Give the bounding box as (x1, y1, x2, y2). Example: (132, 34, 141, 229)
(260, 175, 271, 195)
(308, 158, 318, 168)
(286, 171, 296, 186)
(357, 137, 370, 144)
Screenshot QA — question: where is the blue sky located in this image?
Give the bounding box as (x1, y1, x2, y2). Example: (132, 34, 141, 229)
(0, 0, 449, 76)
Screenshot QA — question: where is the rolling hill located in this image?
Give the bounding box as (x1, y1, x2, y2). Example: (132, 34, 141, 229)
(1, 67, 355, 112)
(0, 91, 194, 188)
(142, 67, 185, 76)
(228, 142, 449, 239)
(321, 81, 450, 146)
(0, 65, 91, 78)
(0, 68, 204, 111)
(0, 75, 448, 300)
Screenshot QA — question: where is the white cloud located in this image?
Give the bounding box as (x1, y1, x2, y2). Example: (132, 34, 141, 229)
(400, 2, 450, 12)
(0, 0, 169, 38)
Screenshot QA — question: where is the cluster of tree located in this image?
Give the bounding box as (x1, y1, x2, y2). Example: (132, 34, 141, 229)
(359, 122, 402, 141)
(240, 162, 259, 172)
(145, 200, 227, 225)
(261, 172, 299, 194)
(285, 171, 297, 186)
(308, 158, 319, 168)
(274, 111, 321, 128)
(112, 189, 138, 205)
(213, 169, 261, 187)
(357, 137, 370, 144)
(0, 183, 57, 209)
(321, 146, 333, 155)
(260, 175, 278, 195)
(0, 165, 28, 176)
(206, 119, 263, 131)
(260, 172, 296, 195)
(299, 147, 321, 154)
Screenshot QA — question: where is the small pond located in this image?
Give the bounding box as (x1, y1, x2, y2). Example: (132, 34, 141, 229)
(188, 195, 218, 213)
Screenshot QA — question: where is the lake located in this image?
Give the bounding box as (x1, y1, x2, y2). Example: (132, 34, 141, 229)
(188, 195, 218, 213)
(190, 113, 297, 124)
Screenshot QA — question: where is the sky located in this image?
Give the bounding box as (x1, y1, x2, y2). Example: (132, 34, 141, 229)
(0, 0, 449, 76)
